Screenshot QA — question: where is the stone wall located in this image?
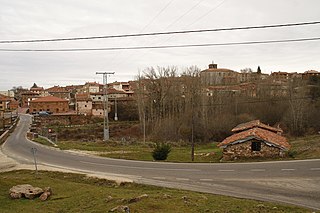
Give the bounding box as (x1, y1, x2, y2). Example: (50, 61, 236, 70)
(222, 139, 282, 160)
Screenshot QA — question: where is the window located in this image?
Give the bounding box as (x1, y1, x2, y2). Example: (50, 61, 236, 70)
(251, 141, 261, 151)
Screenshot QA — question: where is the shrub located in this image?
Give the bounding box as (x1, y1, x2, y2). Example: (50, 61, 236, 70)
(152, 143, 171, 160)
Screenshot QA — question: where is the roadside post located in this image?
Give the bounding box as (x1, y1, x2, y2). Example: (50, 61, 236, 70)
(31, 147, 38, 176)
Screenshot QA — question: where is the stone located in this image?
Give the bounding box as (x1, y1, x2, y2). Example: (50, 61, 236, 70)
(105, 195, 114, 203)
(9, 184, 43, 199)
(109, 205, 130, 213)
(181, 196, 188, 201)
(256, 204, 265, 208)
(39, 187, 52, 201)
(128, 194, 148, 203)
(39, 192, 50, 201)
(163, 194, 172, 199)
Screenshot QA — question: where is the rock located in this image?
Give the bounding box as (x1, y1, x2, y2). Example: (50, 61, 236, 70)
(128, 194, 148, 203)
(39, 187, 52, 201)
(109, 205, 130, 213)
(9, 184, 43, 199)
(105, 195, 114, 203)
(256, 204, 265, 208)
(163, 194, 172, 199)
(43, 187, 52, 194)
(39, 192, 50, 201)
(182, 196, 188, 201)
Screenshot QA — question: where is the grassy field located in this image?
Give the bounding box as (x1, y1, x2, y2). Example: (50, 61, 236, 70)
(32, 134, 320, 163)
(288, 134, 320, 159)
(0, 170, 311, 213)
(57, 140, 222, 162)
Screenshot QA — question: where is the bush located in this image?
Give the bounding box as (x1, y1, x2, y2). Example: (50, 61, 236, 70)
(152, 143, 171, 160)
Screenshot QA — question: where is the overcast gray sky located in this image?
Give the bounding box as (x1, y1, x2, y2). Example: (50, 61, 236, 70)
(0, 0, 319, 90)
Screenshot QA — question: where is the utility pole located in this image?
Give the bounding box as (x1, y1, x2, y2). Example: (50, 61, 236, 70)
(96, 72, 115, 141)
(114, 96, 118, 121)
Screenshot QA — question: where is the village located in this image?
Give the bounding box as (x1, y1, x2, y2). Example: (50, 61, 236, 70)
(1, 63, 319, 161)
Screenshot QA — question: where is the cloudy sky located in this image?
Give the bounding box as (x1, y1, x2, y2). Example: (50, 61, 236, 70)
(0, 0, 319, 90)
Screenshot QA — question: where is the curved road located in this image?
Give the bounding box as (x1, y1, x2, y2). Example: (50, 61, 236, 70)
(2, 115, 320, 210)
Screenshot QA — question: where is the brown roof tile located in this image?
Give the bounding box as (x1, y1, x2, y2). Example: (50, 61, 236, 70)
(218, 127, 290, 150)
(232, 120, 282, 133)
(30, 96, 68, 103)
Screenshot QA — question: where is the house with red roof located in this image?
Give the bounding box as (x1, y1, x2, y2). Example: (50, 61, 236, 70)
(218, 120, 290, 160)
(29, 96, 69, 114)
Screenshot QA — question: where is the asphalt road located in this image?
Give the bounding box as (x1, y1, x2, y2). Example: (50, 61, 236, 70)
(2, 114, 320, 210)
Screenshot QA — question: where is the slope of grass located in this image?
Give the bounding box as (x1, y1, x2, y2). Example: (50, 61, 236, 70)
(0, 170, 311, 213)
(288, 134, 320, 159)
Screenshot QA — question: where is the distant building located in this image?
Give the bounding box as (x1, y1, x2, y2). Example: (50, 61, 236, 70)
(0, 90, 14, 98)
(21, 91, 39, 107)
(200, 63, 240, 86)
(218, 120, 290, 160)
(29, 96, 69, 113)
(0, 94, 10, 111)
(30, 83, 46, 96)
(80, 82, 103, 94)
(302, 70, 320, 80)
(75, 93, 92, 115)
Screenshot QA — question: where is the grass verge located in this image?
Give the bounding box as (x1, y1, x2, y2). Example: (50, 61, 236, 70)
(32, 135, 320, 163)
(0, 170, 311, 213)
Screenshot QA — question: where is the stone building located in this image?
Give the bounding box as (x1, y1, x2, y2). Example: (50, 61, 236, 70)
(218, 120, 290, 160)
(200, 63, 240, 86)
(75, 93, 92, 115)
(29, 96, 69, 114)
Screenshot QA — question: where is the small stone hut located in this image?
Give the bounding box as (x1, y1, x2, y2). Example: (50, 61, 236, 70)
(218, 120, 290, 160)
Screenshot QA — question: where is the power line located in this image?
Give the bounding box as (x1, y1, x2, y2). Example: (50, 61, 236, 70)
(1, 21, 319, 44)
(1, 37, 319, 52)
(139, 0, 176, 33)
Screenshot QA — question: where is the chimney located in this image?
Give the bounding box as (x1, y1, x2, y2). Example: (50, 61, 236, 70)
(208, 63, 217, 69)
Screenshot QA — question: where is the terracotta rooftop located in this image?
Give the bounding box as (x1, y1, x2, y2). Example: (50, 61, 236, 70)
(75, 93, 91, 101)
(46, 86, 69, 93)
(218, 127, 290, 150)
(30, 96, 68, 103)
(21, 91, 39, 95)
(0, 94, 10, 101)
(232, 120, 282, 133)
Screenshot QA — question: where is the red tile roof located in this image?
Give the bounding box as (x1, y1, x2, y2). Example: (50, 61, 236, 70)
(75, 93, 91, 101)
(218, 127, 290, 150)
(30, 96, 68, 103)
(46, 86, 69, 93)
(0, 94, 10, 101)
(232, 120, 282, 133)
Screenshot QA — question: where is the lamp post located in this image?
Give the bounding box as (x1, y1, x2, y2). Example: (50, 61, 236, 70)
(96, 72, 115, 141)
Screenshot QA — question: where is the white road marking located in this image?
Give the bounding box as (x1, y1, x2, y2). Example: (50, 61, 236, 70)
(80, 161, 200, 172)
(176, 178, 189, 181)
(218, 169, 235, 172)
(310, 168, 320, 171)
(200, 179, 213, 182)
(250, 169, 266, 172)
(153, 177, 166, 180)
(281, 169, 295, 171)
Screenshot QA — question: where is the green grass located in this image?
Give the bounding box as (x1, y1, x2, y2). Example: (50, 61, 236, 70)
(33, 137, 55, 147)
(0, 170, 311, 213)
(57, 140, 222, 162)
